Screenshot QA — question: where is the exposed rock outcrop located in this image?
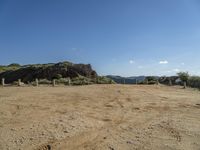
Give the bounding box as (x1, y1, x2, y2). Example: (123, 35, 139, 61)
(0, 61, 97, 84)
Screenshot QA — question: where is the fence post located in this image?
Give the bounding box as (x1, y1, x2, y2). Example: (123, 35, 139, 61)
(135, 79, 138, 85)
(169, 79, 172, 86)
(18, 79, 21, 86)
(1, 78, 5, 86)
(53, 79, 56, 87)
(36, 78, 39, 87)
(184, 81, 187, 89)
(156, 79, 159, 85)
(68, 78, 71, 85)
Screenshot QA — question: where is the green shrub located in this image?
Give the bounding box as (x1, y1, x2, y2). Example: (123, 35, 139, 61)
(144, 76, 158, 85)
(12, 81, 19, 85)
(177, 72, 189, 82)
(96, 76, 115, 84)
(55, 78, 70, 85)
(53, 74, 63, 79)
(188, 76, 200, 89)
(145, 76, 157, 81)
(0, 64, 21, 73)
(38, 79, 51, 84)
(8, 63, 21, 67)
(148, 80, 157, 85)
(138, 81, 145, 84)
(71, 76, 92, 85)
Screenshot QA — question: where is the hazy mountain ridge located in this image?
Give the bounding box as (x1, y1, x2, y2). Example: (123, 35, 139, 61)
(106, 75, 146, 84)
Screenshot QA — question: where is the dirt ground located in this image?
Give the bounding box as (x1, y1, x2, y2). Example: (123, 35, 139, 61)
(0, 84, 200, 150)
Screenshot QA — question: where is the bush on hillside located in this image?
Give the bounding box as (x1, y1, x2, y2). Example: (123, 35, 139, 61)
(144, 76, 158, 85)
(177, 72, 189, 82)
(188, 76, 200, 89)
(38, 79, 52, 84)
(53, 74, 63, 79)
(71, 76, 92, 85)
(8, 63, 21, 67)
(96, 76, 115, 84)
(55, 78, 71, 85)
(148, 80, 157, 85)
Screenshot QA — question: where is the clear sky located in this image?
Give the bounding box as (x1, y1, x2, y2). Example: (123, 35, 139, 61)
(0, 0, 200, 76)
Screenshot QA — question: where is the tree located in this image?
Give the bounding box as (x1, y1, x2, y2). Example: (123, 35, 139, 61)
(177, 72, 189, 88)
(145, 76, 157, 85)
(8, 63, 21, 67)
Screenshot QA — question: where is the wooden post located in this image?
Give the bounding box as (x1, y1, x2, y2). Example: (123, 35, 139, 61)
(169, 79, 172, 86)
(156, 79, 159, 85)
(124, 79, 125, 84)
(18, 79, 21, 86)
(146, 80, 149, 85)
(53, 79, 56, 87)
(135, 79, 138, 85)
(184, 81, 187, 89)
(1, 78, 5, 86)
(68, 78, 71, 85)
(35, 78, 39, 87)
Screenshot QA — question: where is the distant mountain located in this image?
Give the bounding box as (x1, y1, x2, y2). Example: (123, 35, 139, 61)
(106, 75, 146, 84)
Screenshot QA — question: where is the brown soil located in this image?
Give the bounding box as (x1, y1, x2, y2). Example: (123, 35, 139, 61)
(0, 85, 200, 150)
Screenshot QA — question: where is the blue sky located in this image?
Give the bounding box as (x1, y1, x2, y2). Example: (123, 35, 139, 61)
(0, 0, 200, 76)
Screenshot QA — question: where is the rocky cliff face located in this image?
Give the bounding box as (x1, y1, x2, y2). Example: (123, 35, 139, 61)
(0, 62, 97, 84)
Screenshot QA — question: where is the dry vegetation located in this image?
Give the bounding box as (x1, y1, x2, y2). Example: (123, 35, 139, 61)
(0, 85, 200, 150)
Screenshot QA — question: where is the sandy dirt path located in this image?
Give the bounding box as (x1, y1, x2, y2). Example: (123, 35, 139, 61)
(0, 85, 200, 150)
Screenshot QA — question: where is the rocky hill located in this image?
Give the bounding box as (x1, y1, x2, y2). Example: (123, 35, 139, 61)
(0, 61, 97, 84)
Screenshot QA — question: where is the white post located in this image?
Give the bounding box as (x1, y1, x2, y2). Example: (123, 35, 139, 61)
(68, 78, 71, 85)
(136, 79, 138, 85)
(169, 79, 172, 86)
(184, 81, 187, 89)
(36, 78, 39, 87)
(1, 78, 5, 86)
(156, 79, 159, 85)
(18, 79, 21, 86)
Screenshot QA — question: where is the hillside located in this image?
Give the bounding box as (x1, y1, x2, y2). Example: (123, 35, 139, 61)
(0, 61, 98, 84)
(0, 63, 21, 73)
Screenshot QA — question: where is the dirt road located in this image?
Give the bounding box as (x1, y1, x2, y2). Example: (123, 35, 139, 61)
(0, 85, 200, 150)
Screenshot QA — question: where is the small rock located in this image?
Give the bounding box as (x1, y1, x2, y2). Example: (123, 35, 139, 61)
(63, 130, 68, 133)
(127, 141, 133, 144)
(108, 146, 114, 150)
(135, 136, 140, 139)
